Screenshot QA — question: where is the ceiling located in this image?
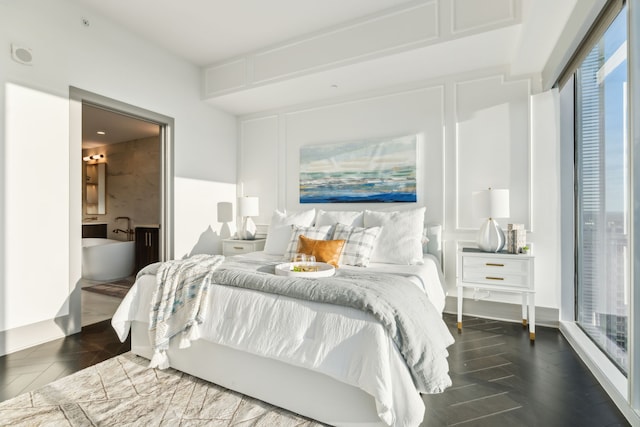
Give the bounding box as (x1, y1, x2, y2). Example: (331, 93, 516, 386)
(78, 0, 422, 66)
(77, 0, 579, 117)
(82, 104, 159, 149)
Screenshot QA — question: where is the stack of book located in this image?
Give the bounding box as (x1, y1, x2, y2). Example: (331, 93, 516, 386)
(507, 224, 526, 254)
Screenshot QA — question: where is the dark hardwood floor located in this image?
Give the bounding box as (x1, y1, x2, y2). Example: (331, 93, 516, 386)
(423, 314, 629, 426)
(0, 320, 130, 402)
(0, 315, 630, 426)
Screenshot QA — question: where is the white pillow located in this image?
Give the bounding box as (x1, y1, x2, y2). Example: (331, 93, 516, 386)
(283, 225, 333, 260)
(263, 209, 316, 255)
(314, 209, 364, 228)
(364, 207, 426, 264)
(332, 223, 382, 267)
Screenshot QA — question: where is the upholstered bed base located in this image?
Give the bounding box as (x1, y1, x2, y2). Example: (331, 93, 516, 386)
(131, 321, 387, 427)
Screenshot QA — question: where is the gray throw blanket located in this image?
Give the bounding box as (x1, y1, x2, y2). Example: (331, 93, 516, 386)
(147, 254, 225, 369)
(212, 260, 454, 393)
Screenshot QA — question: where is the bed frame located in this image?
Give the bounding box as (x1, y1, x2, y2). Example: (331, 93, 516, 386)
(126, 221, 444, 426)
(131, 321, 388, 426)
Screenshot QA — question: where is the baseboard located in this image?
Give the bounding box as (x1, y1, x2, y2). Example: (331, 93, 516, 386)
(443, 296, 559, 328)
(0, 314, 79, 357)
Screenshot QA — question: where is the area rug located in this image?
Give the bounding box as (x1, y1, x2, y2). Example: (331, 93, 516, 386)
(0, 352, 325, 426)
(82, 280, 132, 299)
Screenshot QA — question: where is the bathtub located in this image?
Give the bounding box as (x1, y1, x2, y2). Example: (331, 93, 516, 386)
(82, 238, 135, 281)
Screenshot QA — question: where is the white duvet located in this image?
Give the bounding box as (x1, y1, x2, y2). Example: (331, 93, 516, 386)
(112, 252, 451, 427)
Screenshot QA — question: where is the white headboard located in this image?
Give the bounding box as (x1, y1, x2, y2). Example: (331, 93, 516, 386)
(424, 223, 443, 268)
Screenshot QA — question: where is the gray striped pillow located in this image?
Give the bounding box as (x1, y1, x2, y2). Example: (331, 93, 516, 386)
(332, 223, 382, 267)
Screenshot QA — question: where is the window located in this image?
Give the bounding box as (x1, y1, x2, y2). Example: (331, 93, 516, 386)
(575, 4, 628, 373)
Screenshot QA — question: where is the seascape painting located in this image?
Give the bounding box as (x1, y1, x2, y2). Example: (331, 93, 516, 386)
(300, 135, 417, 203)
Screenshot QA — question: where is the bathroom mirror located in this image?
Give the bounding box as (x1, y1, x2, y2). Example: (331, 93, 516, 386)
(86, 163, 106, 214)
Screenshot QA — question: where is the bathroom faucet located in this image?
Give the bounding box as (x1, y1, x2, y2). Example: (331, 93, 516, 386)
(114, 216, 134, 241)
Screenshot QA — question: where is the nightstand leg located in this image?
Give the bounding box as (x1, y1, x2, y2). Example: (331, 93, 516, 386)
(522, 293, 528, 328)
(457, 288, 463, 332)
(529, 293, 536, 341)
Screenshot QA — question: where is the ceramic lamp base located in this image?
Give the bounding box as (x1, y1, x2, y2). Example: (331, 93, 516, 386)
(239, 217, 257, 240)
(477, 218, 505, 252)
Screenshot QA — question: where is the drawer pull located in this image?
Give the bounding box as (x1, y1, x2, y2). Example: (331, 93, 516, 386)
(485, 276, 504, 281)
(233, 246, 244, 250)
(486, 263, 504, 267)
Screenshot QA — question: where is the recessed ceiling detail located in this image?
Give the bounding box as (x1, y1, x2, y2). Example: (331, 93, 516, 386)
(77, 0, 579, 115)
(201, 0, 527, 114)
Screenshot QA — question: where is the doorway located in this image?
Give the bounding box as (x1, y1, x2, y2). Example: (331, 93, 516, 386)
(69, 87, 174, 328)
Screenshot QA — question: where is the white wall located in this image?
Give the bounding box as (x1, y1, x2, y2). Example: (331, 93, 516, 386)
(238, 69, 561, 316)
(530, 89, 561, 311)
(0, 0, 237, 354)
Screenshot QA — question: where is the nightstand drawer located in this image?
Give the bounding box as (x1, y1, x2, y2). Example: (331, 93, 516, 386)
(462, 256, 530, 275)
(222, 239, 265, 256)
(461, 270, 530, 287)
(224, 242, 253, 255)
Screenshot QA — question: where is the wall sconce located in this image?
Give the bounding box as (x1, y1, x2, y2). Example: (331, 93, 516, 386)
(83, 154, 104, 162)
(472, 188, 510, 252)
(238, 196, 259, 240)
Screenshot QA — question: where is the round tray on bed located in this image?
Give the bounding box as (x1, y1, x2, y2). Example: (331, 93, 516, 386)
(275, 262, 335, 278)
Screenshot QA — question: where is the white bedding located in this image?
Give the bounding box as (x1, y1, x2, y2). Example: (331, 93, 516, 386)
(112, 252, 451, 427)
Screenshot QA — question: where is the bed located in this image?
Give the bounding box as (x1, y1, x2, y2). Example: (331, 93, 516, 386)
(112, 208, 454, 427)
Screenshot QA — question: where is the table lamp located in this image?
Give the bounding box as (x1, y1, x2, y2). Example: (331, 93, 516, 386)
(217, 202, 233, 239)
(238, 196, 259, 240)
(472, 188, 510, 252)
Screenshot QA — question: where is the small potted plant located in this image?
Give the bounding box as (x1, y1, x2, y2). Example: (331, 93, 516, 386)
(521, 245, 530, 255)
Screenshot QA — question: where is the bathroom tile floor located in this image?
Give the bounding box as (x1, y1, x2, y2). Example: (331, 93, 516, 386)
(81, 291, 122, 327)
(80, 276, 134, 327)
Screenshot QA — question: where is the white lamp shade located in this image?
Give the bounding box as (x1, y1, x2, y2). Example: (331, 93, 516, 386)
(217, 202, 233, 223)
(472, 188, 510, 219)
(238, 196, 259, 217)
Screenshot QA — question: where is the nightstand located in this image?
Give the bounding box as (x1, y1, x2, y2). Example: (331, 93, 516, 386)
(457, 249, 536, 340)
(222, 238, 266, 256)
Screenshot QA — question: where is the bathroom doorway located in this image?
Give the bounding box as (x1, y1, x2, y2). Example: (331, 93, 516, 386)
(70, 87, 174, 327)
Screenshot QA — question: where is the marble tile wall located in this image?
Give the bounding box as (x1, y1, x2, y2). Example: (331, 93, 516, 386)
(82, 136, 160, 240)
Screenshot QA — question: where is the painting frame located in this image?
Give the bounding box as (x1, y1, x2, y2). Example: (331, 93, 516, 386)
(299, 134, 417, 204)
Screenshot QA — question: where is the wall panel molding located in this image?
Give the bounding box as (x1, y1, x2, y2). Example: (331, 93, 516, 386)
(450, 0, 518, 35)
(279, 85, 445, 222)
(204, 58, 247, 95)
(280, 84, 443, 119)
(453, 73, 532, 232)
(252, 2, 439, 84)
(236, 68, 559, 311)
(238, 115, 280, 224)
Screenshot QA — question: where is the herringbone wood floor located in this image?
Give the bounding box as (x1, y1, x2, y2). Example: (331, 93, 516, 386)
(423, 314, 629, 426)
(0, 315, 630, 426)
(0, 320, 130, 402)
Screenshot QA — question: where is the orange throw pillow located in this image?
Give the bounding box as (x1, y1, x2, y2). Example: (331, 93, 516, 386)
(297, 235, 345, 268)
